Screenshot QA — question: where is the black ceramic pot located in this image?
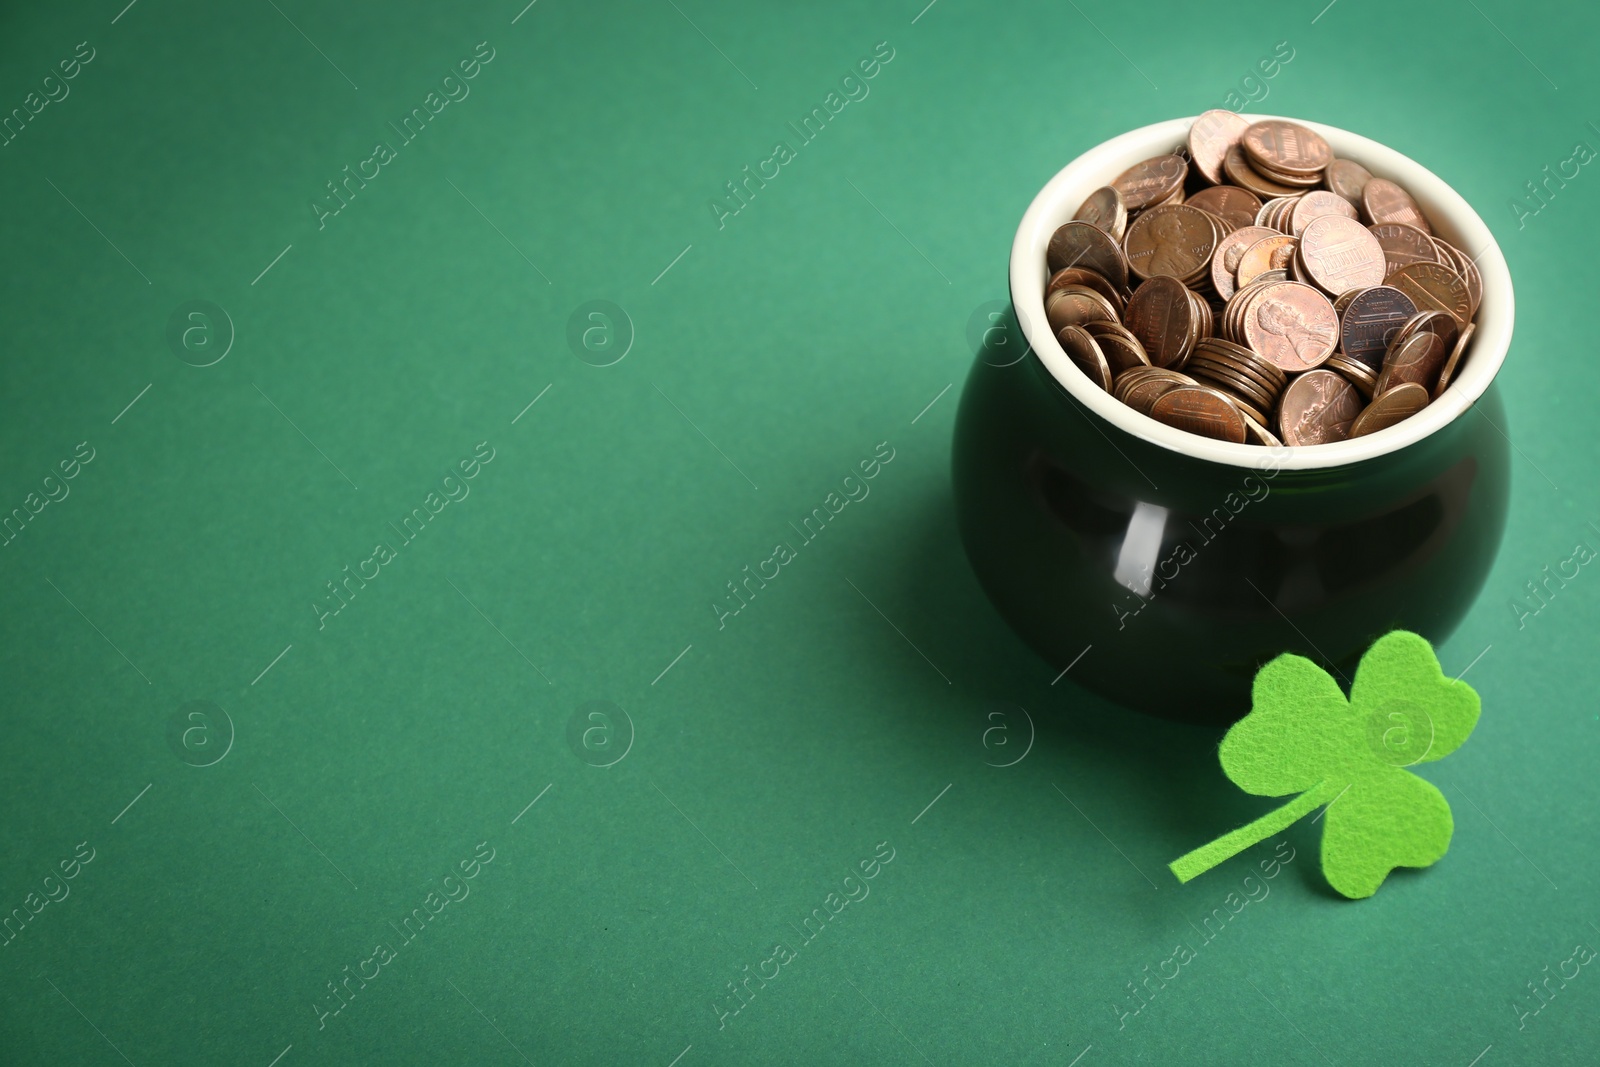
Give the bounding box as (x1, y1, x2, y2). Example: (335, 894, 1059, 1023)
(952, 116, 1514, 724)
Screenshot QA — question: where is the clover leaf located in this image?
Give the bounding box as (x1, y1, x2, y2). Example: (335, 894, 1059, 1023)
(1169, 631, 1479, 899)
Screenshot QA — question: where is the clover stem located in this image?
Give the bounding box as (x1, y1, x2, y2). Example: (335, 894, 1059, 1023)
(1168, 780, 1341, 884)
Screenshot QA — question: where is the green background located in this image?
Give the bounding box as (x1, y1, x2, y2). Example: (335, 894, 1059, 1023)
(1, 0, 1596, 1063)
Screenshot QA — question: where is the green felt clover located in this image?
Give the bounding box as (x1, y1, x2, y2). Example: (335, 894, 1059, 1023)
(1169, 631, 1479, 899)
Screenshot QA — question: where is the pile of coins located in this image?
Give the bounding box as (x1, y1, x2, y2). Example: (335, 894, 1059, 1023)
(1043, 111, 1483, 446)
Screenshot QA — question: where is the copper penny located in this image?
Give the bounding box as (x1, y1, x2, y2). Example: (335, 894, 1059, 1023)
(1255, 196, 1295, 232)
(1115, 367, 1196, 414)
(1278, 369, 1362, 445)
(1242, 120, 1332, 176)
(1438, 240, 1484, 319)
(1211, 226, 1280, 301)
(1187, 348, 1278, 397)
(1186, 289, 1214, 352)
(1285, 243, 1308, 280)
(1289, 190, 1358, 238)
(1339, 285, 1418, 369)
(1188, 360, 1274, 414)
(1369, 223, 1441, 277)
(1298, 214, 1386, 296)
(1046, 266, 1127, 314)
(1186, 185, 1263, 233)
(1046, 285, 1119, 333)
(1194, 336, 1288, 392)
(1241, 280, 1339, 371)
(1276, 196, 1306, 232)
(1235, 235, 1299, 289)
(1433, 321, 1476, 398)
(1123, 204, 1219, 282)
(1349, 382, 1429, 438)
(1188, 109, 1251, 184)
(1251, 163, 1323, 189)
(1196, 367, 1280, 412)
(1083, 320, 1151, 374)
(1223, 144, 1307, 198)
(1388, 262, 1472, 326)
(1149, 385, 1248, 443)
(1374, 329, 1447, 393)
(1223, 395, 1270, 430)
(1111, 154, 1188, 211)
(1390, 309, 1459, 355)
(1047, 221, 1129, 288)
(1325, 353, 1379, 399)
(1325, 158, 1373, 204)
(1124, 275, 1198, 369)
(1361, 178, 1432, 234)
(1073, 186, 1128, 242)
(1056, 325, 1112, 392)
(1241, 411, 1284, 447)
(1187, 346, 1274, 389)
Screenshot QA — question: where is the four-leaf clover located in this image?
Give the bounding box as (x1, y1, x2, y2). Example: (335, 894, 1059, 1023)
(1169, 631, 1480, 899)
